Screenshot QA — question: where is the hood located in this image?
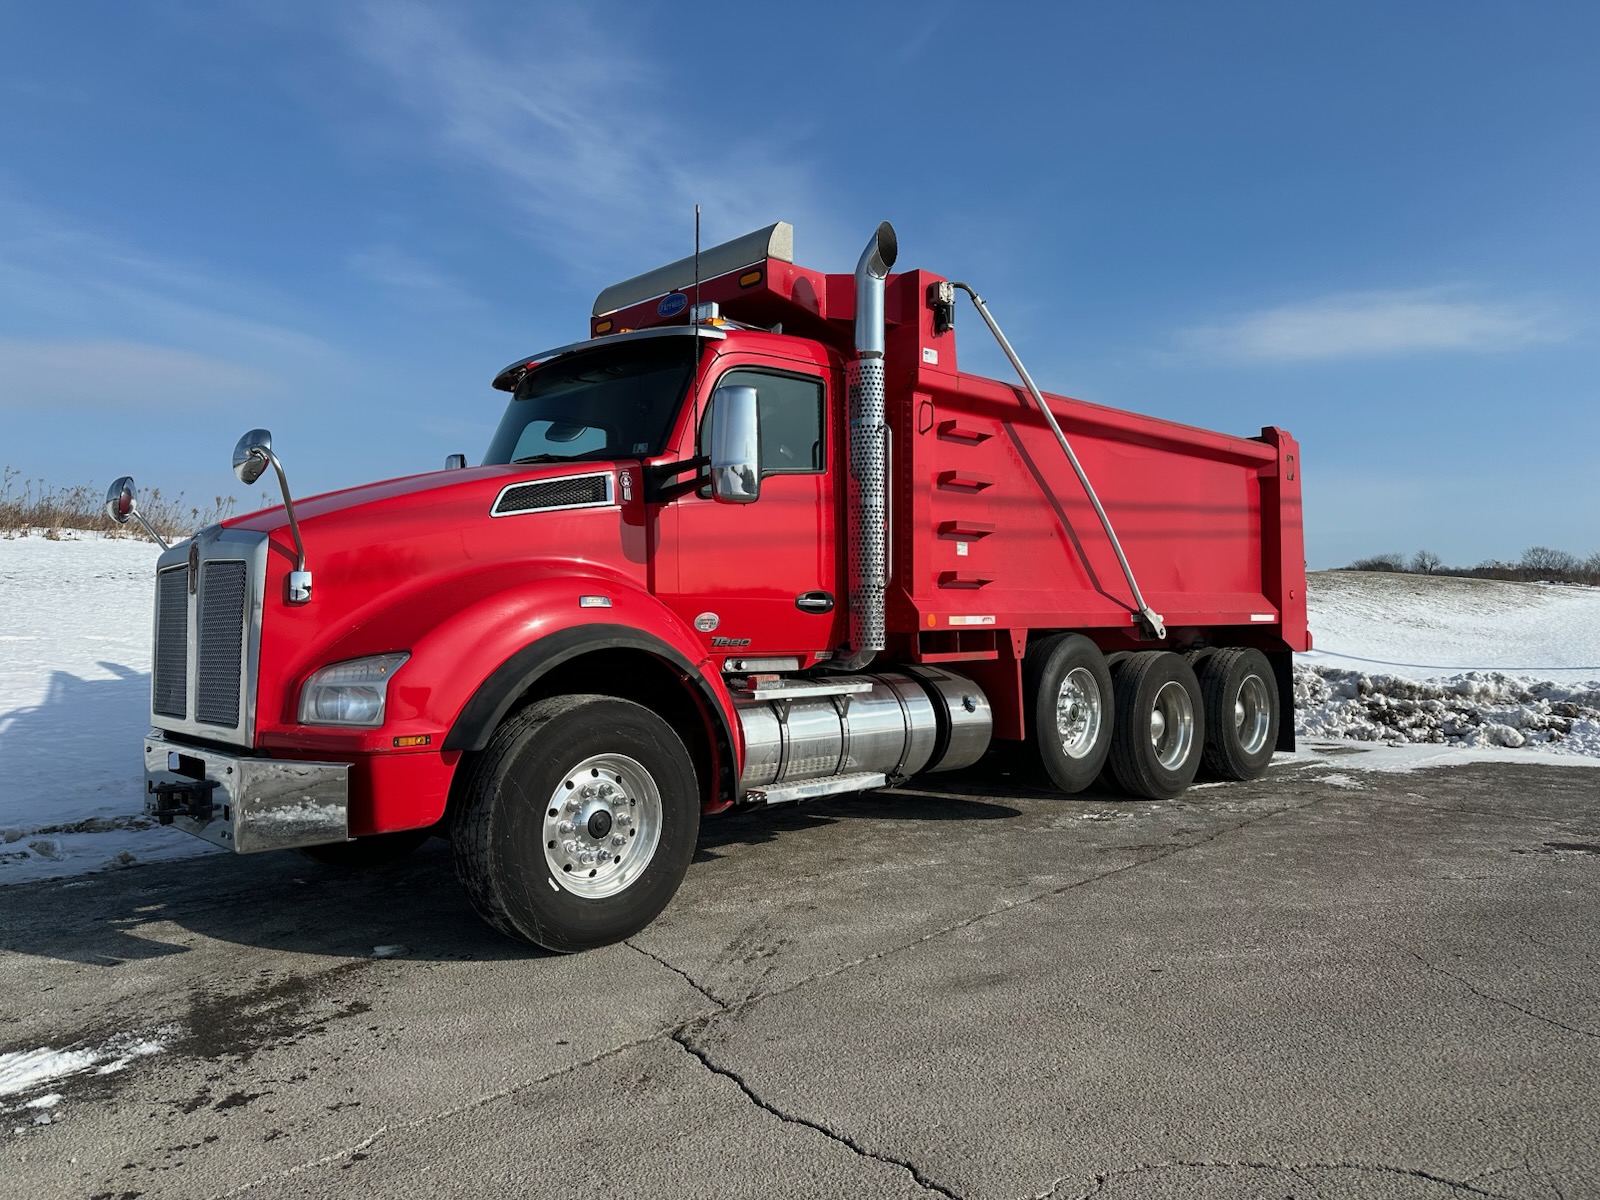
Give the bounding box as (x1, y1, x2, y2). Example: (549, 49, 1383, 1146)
(227, 463, 583, 533)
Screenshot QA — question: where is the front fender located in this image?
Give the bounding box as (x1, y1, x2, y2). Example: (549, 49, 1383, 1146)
(441, 617, 737, 759)
(280, 569, 738, 778)
(320, 569, 729, 729)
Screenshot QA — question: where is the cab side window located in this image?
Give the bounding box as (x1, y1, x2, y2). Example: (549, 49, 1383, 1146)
(700, 369, 826, 475)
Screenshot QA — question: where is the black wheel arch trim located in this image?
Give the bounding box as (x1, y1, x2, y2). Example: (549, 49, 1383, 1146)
(443, 624, 734, 764)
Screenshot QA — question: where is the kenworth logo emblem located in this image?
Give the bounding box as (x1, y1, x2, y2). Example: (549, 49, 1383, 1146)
(186, 539, 200, 595)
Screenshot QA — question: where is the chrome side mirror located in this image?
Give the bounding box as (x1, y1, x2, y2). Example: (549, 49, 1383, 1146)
(229, 428, 311, 603)
(103, 476, 170, 550)
(444, 453, 468, 470)
(232, 429, 274, 485)
(709, 385, 760, 505)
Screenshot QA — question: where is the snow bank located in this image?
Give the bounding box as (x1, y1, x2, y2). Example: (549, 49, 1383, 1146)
(1295, 570, 1600, 761)
(1296, 667, 1600, 755)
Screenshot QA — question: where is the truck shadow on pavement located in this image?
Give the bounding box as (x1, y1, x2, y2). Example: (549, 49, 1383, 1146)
(3, 785, 1031, 969)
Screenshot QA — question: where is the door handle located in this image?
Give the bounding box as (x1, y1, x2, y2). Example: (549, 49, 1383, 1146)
(795, 591, 835, 614)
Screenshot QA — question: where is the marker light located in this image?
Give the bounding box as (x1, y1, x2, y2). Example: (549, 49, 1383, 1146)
(299, 653, 410, 727)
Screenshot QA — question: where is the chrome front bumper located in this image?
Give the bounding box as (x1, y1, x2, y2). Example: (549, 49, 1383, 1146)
(144, 732, 351, 854)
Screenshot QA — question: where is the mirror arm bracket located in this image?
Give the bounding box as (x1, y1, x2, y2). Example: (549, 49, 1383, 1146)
(643, 456, 710, 503)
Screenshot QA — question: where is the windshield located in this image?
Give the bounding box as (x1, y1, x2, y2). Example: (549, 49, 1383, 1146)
(483, 341, 698, 465)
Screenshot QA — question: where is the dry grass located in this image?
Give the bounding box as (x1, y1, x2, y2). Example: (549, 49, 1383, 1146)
(0, 466, 239, 541)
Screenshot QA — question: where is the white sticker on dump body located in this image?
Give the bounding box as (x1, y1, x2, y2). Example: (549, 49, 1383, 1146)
(949, 615, 996, 626)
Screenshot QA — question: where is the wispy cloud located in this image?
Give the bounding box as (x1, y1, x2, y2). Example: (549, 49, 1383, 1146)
(0, 193, 331, 365)
(347, 244, 483, 311)
(0, 339, 274, 411)
(332, 3, 841, 276)
(1177, 288, 1566, 363)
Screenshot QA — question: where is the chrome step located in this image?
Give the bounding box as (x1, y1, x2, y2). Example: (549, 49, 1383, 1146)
(748, 771, 887, 806)
(732, 679, 874, 701)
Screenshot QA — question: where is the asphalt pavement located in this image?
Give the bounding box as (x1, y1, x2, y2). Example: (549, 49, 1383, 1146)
(3, 748, 1598, 1200)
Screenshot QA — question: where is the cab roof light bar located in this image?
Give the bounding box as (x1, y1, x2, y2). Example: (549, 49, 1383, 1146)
(592, 221, 794, 317)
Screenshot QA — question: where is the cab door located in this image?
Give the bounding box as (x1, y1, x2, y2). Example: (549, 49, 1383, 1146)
(658, 353, 843, 660)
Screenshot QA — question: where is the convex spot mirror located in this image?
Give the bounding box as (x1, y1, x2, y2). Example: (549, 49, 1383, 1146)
(232, 428, 274, 485)
(709, 384, 760, 504)
(104, 476, 137, 524)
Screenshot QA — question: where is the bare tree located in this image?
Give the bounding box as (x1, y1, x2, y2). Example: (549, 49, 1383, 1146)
(1348, 553, 1407, 572)
(1521, 545, 1580, 575)
(1409, 549, 1443, 575)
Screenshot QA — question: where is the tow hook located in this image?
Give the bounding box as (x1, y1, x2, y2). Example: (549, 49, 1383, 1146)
(148, 778, 221, 825)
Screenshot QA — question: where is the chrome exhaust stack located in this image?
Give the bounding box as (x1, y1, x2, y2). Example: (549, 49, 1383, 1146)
(837, 221, 897, 672)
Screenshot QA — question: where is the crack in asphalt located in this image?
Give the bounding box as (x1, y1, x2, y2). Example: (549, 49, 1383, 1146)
(1465, 1147, 1566, 1200)
(1033, 1158, 1518, 1200)
(670, 1029, 962, 1199)
(199, 1017, 695, 1200)
(694, 793, 1334, 1021)
(144, 792, 1337, 1197)
(625, 940, 728, 1010)
(1403, 948, 1600, 1042)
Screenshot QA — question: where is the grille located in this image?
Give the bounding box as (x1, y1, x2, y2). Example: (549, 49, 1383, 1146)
(196, 561, 248, 727)
(492, 473, 611, 516)
(152, 568, 189, 718)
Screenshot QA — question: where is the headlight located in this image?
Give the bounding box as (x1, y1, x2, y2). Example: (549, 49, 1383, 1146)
(298, 653, 410, 727)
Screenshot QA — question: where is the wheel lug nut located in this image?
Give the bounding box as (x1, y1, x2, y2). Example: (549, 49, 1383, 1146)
(612, 834, 625, 847)
(562, 839, 577, 854)
(558, 821, 573, 834)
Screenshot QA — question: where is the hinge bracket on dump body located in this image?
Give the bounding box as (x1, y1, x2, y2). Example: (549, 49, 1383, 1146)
(947, 283, 1166, 640)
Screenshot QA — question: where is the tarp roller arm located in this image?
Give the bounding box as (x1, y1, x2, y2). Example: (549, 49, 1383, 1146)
(949, 282, 1166, 640)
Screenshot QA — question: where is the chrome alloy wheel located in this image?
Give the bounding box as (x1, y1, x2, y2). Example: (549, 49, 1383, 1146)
(542, 753, 662, 899)
(1148, 679, 1196, 771)
(1055, 666, 1104, 760)
(1235, 672, 1273, 757)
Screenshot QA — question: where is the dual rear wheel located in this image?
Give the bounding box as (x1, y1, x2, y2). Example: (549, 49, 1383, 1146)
(1021, 638, 1279, 800)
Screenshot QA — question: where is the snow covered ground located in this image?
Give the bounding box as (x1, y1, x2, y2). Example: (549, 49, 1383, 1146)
(1297, 571, 1600, 757)
(0, 533, 220, 884)
(2, 540, 1596, 887)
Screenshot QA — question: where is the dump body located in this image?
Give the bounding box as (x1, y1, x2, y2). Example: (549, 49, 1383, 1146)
(893, 361, 1306, 645)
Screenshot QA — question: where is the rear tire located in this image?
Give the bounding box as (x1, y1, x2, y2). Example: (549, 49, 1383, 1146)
(452, 695, 700, 953)
(1021, 634, 1114, 793)
(1197, 647, 1279, 781)
(1107, 652, 1205, 800)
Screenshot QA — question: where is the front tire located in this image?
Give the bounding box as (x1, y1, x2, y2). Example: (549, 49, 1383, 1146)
(452, 695, 700, 953)
(1107, 652, 1205, 800)
(1021, 634, 1114, 793)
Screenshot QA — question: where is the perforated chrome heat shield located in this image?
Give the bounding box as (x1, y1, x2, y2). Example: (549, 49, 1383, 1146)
(846, 355, 888, 658)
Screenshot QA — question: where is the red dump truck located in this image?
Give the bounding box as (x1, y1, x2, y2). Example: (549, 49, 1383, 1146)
(111, 220, 1308, 951)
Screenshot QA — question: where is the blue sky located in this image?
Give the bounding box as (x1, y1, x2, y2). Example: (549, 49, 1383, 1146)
(2, 1, 1595, 568)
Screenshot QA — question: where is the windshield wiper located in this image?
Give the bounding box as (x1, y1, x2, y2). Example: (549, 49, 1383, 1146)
(511, 452, 609, 465)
